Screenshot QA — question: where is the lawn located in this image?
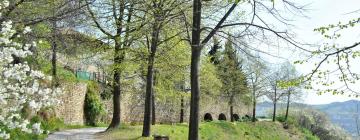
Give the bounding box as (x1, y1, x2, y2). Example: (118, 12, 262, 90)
(97, 121, 318, 140)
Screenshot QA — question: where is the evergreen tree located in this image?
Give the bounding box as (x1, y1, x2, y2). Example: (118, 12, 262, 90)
(210, 38, 250, 122)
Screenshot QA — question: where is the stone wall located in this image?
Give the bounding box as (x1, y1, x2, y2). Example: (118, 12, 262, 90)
(200, 97, 252, 121)
(102, 94, 252, 124)
(55, 83, 87, 125)
(55, 82, 252, 125)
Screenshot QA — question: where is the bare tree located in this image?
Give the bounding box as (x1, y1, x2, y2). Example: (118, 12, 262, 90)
(246, 59, 268, 122)
(266, 69, 287, 122)
(277, 62, 303, 121)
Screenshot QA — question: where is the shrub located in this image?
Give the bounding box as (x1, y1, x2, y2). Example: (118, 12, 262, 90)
(30, 114, 65, 133)
(100, 84, 112, 100)
(84, 82, 105, 126)
(276, 115, 287, 122)
(241, 115, 252, 122)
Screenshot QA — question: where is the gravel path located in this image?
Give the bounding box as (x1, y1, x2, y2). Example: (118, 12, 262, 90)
(46, 127, 106, 140)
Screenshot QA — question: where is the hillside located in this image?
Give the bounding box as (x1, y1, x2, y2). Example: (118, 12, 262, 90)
(97, 122, 318, 140)
(312, 100, 360, 137)
(257, 100, 360, 137)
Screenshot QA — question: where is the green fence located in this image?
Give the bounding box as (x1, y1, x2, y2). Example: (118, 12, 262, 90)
(76, 70, 107, 83)
(76, 71, 91, 80)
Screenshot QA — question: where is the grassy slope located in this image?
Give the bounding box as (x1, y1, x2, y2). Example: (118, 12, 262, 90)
(98, 121, 319, 140)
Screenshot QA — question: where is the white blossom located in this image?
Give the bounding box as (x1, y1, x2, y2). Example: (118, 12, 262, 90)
(0, 131, 10, 140)
(2, 0, 9, 7)
(32, 123, 42, 135)
(0, 9, 62, 139)
(23, 26, 32, 34)
(28, 100, 39, 110)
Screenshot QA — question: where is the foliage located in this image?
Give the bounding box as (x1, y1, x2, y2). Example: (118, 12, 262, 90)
(0, 2, 62, 139)
(26, 39, 77, 84)
(287, 109, 351, 140)
(36, 58, 77, 83)
(295, 17, 360, 96)
(200, 56, 223, 97)
(154, 40, 191, 101)
(211, 38, 250, 106)
(301, 128, 320, 140)
(84, 81, 105, 126)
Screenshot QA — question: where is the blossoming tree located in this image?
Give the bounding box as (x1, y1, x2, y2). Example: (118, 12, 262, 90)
(0, 1, 61, 139)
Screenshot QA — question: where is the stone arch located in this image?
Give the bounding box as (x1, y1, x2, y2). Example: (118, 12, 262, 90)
(204, 113, 213, 122)
(232, 114, 240, 121)
(242, 114, 251, 121)
(218, 113, 227, 121)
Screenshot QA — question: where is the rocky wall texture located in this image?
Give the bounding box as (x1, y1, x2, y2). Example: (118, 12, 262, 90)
(102, 93, 252, 124)
(55, 83, 87, 125)
(55, 82, 251, 125)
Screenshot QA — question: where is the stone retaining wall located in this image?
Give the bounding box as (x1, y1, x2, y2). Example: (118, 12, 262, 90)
(55, 82, 252, 125)
(55, 83, 87, 125)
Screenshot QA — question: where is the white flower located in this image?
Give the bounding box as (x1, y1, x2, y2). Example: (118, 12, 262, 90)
(31, 71, 44, 78)
(0, 131, 10, 140)
(28, 100, 38, 110)
(23, 26, 31, 34)
(2, 1, 9, 7)
(32, 123, 42, 134)
(0, 8, 62, 139)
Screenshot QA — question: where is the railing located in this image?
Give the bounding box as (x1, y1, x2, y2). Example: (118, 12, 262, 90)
(75, 70, 107, 83)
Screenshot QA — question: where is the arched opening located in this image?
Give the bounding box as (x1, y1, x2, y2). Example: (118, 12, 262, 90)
(242, 114, 251, 121)
(204, 113, 213, 122)
(218, 113, 227, 121)
(232, 114, 240, 121)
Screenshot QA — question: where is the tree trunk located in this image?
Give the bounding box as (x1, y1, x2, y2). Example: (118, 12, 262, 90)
(285, 90, 291, 121)
(142, 47, 155, 137)
(151, 72, 156, 125)
(272, 87, 277, 122)
(107, 40, 123, 130)
(51, 20, 58, 87)
(230, 105, 234, 122)
(51, 38, 57, 85)
(142, 17, 160, 136)
(189, 47, 201, 140)
(272, 102, 277, 122)
(180, 95, 184, 123)
(151, 93, 155, 125)
(230, 95, 234, 122)
(188, 0, 238, 139)
(188, 0, 201, 139)
(252, 90, 256, 122)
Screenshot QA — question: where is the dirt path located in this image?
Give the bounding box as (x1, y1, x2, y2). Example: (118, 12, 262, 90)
(46, 127, 106, 140)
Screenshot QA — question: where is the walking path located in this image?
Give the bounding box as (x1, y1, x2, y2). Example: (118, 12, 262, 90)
(46, 127, 106, 140)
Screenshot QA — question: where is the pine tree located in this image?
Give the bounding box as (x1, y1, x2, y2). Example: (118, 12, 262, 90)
(210, 37, 249, 122)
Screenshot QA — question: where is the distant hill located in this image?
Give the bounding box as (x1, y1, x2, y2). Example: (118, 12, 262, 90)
(312, 100, 360, 137)
(257, 100, 360, 137)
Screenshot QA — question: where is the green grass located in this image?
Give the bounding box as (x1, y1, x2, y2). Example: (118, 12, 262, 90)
(35, 58, 77, 83)
(98, 121, 318, 140)
(301, 128, 320, 140)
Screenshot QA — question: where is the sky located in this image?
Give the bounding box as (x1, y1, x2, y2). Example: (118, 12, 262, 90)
(284, 0, 360, 105)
